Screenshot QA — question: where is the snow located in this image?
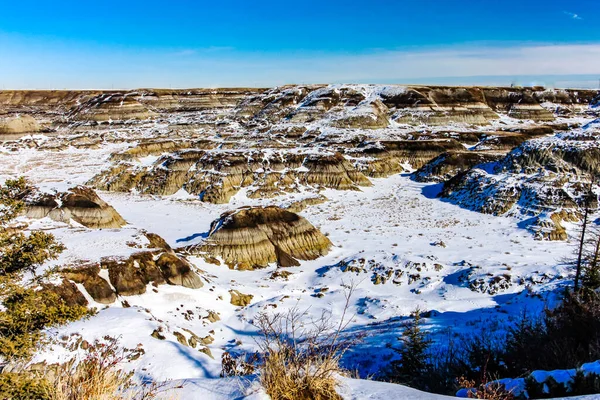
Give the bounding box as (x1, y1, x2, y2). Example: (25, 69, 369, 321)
(154, 376, 600, 400)
(1, 85, 599, 399)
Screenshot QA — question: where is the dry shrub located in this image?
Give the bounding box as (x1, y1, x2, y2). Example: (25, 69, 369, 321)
(254, 284, 359, 400)
(457, 376, 514, 400)
(220, 351, 257, 377)
(48, 336, 166, 400)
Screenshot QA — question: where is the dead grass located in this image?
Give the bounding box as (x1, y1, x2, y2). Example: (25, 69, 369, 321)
(47, 337, 170, 400)
(253, 282, 360, 400)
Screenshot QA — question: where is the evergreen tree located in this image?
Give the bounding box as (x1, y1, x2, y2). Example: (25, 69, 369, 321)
(390, 309, 432, 388)
(0, 178, 88, 361)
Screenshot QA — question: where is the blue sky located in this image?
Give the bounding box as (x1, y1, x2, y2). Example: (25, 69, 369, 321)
(1, 0, 599, 88)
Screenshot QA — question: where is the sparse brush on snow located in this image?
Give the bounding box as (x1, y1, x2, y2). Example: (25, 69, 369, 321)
(223, 283, 360, 400)
(457, 376, 514, 400)
(1, 337, 169, 400)
(49, 337, 166, 400)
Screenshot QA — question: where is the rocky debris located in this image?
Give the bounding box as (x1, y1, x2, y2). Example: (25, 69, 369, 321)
(339, 255, 444, 287)
(455, 263, 514, 295)
(173, 331, 188, 346)
(441, 132, 600, 240)
(190, 206, 332, 270)
(412, 151, 504, 183)
(229, 290, 254, 307)
(49, 233, 203, 305)
(22, 186, 126, 229)
(205, 311, 220, 323)
(283, 195, 328, 213)
(151, 328, 166, 340)
(269, 269, 294, 280)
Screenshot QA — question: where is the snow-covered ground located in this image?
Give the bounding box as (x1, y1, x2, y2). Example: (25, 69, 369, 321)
(0, 101, 597, 398)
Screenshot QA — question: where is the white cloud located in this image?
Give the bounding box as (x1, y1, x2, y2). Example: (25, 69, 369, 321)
(2, 41, 600, 89)
(564, 11, 583, 20)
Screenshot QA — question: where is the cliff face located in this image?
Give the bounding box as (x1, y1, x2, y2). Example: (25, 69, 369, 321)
(0, 85, 595, 127)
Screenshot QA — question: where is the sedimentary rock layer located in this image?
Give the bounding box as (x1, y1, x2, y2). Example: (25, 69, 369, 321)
(22, 186, 126, 229)
(191, 206, 332, 269)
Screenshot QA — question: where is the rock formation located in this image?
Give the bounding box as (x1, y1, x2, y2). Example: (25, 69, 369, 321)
(440, 129, 600, 240)
(0, 115, 42, 135)
(22, 186, 126, 229)
(413, 151, 504, 183)
(90, 150, 372, 203)
(50, 233, 203, 305)
(189, 206, 332, 269)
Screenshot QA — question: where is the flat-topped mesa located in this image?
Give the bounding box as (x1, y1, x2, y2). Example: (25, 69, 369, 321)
(191, 206, 332, 270)
(482, 87, 598, 120)
(440, 131, 600, 240)
(22, 185, 126, 229)
(385, 87, 500, 126)
(135, 88, 266, 113)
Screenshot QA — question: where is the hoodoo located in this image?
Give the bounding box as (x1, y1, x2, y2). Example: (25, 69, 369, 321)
(193, 206, 332, 269)
(23, 186, 127, 229)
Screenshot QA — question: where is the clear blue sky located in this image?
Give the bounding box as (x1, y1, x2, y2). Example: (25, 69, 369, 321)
(1, 0, 599, 88)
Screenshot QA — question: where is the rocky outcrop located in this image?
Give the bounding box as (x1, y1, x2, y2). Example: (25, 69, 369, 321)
(413, 151, 504, 183)
(229, 290, 254, 307)
(356, 139, 465, 173)
(441, 131, 600, 239)
(0, 115, 42, 135)
(190, 206, 332, 270)
(69, 93, 157, 122)
(330, 99, 390, 129)
(50, 233, 203, 305)
(482, 88, 563, 121)
(385, 87, 499, 125)
(90, 150, 372, 202)
(22, 186, 126, 229)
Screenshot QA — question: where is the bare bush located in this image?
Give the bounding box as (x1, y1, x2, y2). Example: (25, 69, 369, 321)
(49, 336, 167, 400)
(457, 376, 514, 400)
(222, 283, 360, 400)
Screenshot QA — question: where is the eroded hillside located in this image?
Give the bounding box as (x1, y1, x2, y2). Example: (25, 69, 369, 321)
(1, 84, 599, 391)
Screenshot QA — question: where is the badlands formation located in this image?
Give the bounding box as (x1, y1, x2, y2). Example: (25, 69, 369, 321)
(1, 84, 599, 393)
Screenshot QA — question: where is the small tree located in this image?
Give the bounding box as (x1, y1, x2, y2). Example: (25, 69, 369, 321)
(582, 228, 600, 290)
(0, 178, 87, 360)
(575, 181, 597, 291)
(390, 309, 432, 388)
